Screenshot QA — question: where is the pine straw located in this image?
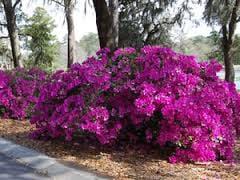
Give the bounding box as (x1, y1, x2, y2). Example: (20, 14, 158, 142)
(0, 119, 240, 180)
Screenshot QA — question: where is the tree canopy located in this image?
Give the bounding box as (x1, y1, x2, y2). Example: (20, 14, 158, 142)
(23, 7, 58, 70)
(119, 0, 191, 48)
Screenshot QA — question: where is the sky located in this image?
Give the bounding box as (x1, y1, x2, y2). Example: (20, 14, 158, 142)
(21, 0, 238, 42)
(22, 0, 97, 41)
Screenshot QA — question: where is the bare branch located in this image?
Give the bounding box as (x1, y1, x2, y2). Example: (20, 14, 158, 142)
(51, 0, 65, 7)
(0, 36, 9, 39)
(0, 23, 7, 26)
(13, 0, 21, 10)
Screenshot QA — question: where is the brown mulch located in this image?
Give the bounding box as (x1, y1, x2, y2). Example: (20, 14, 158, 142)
(0, 119, 240, 180)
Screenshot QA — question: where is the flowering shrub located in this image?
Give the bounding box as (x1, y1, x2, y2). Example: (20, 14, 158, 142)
(0, 68, 46, 119)
(30, 46, 240, 163)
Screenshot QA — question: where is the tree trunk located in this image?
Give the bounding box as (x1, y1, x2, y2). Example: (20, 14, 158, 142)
(92, 0, 119, 50)
(109, 0, 119, 49)
(92, 0, 111, 48)
(2, 0, 22, 68)
(221, 0, 240, 82)
(222, 25, 234, 82)
(224, 53, 235, 82)
(9, 29, 22, 67)
(222, 40, 235, 82)
(65, 0, 75, 68)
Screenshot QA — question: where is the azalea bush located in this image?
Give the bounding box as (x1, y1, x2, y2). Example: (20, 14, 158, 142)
(0, 68, 46, 119)
(29, 46, 240, 163)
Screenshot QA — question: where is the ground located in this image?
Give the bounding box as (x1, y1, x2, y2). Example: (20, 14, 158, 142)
(0, 119, 240, 180)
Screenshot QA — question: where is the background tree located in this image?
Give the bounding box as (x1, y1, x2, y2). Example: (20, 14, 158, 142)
(207, 30, 240, 65)
(0, 39, 12, 69)
(23, 7, 58, 70)
(204, 0, 240, 82)
(0, 0, 23, 67)
(231, 34, 240, 65)
(79, 32, 99, 56)
(207, 31, 224, 62)
(92, 0, 119, 50)
(174, 35, 213, 60)
(119, 0, 190, 48)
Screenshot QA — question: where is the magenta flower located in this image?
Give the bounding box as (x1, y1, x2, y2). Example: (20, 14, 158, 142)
(28, 46, 240, 163)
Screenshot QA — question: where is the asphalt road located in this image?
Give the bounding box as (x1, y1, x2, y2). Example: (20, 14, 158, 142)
(0, 153, 50, 180)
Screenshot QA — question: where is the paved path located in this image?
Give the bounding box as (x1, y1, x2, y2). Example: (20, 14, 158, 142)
(0, 153, 49, 180)
(0, 138, 108, 180)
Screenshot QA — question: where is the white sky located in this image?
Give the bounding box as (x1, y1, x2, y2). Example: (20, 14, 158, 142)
(22, 0, 97, 41)
(21, 0, 239, 42)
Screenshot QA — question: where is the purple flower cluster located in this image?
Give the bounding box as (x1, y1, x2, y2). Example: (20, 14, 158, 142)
(29, 46, 240, 163)
(0, 68, 46, 119)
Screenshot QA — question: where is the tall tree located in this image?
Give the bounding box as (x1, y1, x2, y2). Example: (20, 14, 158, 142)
(23, 7, 58, 70)
(0, 0, 23, 68)
(204, 0, 240, 82)
(92, 0, 119, 50)
(47, 0, 76, 68)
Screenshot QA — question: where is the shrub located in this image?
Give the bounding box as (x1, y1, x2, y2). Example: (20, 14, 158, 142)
(30, 46, 240, 163)
(0, 68, 46, 119)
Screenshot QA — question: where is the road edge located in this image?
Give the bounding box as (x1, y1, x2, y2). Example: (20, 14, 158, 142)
(0, 137, 108, 180)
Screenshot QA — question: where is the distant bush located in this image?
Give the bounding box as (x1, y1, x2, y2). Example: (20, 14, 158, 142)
(0, 68, 47, 119)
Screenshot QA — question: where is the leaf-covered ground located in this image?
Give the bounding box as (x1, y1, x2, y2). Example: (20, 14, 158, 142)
(0, 119, 240, 180)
